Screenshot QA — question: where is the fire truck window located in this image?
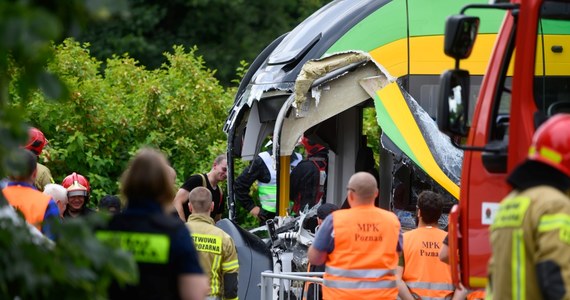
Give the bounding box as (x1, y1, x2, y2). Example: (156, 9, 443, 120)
(534, 3, 570, 118)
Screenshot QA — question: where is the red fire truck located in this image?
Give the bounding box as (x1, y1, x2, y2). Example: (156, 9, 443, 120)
(438, 0, 570, 289)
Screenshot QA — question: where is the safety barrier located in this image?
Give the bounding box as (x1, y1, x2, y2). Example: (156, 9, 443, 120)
(260, 271, 324, 300)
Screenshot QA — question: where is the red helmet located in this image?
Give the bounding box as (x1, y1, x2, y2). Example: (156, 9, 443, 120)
(528, 114, 570, 177)
(301, 134, 327, 156)
(25, 127, 47, 155)
(62, 172, 90, 198)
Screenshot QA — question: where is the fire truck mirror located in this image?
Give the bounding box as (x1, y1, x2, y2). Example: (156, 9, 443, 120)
(444, 15, 480, 60)
(438, 69, 470, 137)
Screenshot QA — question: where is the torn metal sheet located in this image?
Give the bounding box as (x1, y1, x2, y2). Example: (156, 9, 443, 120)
(293, 51, 390, 115)
(275, 58, 387, 156)
(244, 82, 295, 107)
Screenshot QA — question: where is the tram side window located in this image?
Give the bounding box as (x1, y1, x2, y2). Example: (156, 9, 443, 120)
(534, 2, 570, 119)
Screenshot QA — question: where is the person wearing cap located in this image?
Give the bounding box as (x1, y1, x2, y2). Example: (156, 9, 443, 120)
(99, 195, 122, 214)
(61, 172, 95, 218)
(290, 133, 329, 215)
(24, 127, 54, 191)
(303, 202, 339, 300)
(488, 114, 570, 299)
(2, 149, 60, 239)
(43, 183, 68, 218)
(234, 138, 302, 223)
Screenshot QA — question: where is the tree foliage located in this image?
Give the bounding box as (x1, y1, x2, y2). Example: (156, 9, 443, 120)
(0, 1, 140, 298)
(77, 0, 333, 85)
(13, 40, 234, 202)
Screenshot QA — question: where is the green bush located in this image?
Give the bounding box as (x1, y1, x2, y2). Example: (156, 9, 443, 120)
(13, 39, 234, 204)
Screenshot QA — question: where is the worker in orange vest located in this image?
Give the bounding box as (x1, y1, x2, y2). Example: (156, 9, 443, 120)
(2, 149, 59, 239)
(308, 172, 402, 300)
(397, 190, 464, 299)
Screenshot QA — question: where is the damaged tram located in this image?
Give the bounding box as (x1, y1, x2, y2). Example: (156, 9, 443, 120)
(219, 0, 504, 298)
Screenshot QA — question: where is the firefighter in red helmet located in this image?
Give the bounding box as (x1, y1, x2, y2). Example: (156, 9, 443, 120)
(25, 127, 54, 191)
(290, 133, 329, 214)
(61, 172, 95, 218)
(488, 114, 570, 299)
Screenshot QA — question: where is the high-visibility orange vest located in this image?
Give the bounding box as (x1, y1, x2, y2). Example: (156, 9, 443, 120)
(467, 289, 485, 300)
(323, 205, 400, 300)
(402, 226, 455, 299)
(3, 185, 51, 231)
(302, 262, 323, 300)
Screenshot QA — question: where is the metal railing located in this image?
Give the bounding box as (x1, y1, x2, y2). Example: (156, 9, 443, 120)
(260, 271, 324, 300)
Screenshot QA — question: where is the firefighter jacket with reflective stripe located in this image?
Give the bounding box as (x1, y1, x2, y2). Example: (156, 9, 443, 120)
(187, 214, 239, 300)
(402, 226, 454, 299)
(3, 184, 51, 231)
(323, 205, 400, 300)
(258, 151, 301, 213)
(488, 185, 570, 300)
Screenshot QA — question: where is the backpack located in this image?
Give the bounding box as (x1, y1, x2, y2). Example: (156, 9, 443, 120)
(199, 173, 223, 213)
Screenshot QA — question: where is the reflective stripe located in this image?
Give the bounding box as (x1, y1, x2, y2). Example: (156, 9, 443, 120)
(538, 213, 570, 231)
(325, 265, 395, 278)
(491, 196, 531, 229)
(324, 279, 396, 289)
(222, 259, 239, 271)
(416, 297, 451, 300)
(258, 184, 277, 212)
(211, 255, 221, 296)
(534, 146, 563, 164)
(258, 193, 277, 202)
(538, 214, 570, 244)
(96, 231, 170, 263)
(406, 281, 455, 291)
(511, 229, 526, 300)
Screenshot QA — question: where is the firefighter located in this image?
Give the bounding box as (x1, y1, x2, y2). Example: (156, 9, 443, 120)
(488, 114, 570, 299)
(290, 134, 329, 215)
(61, 172, 95, 218)
(187, 187, 239, 300)
(24, 127, 54, 191)
(308, 172, 401, 300)
(396, 190, 456, 300)
(234, 139, 302, 223)
(2, 149, 59, 238)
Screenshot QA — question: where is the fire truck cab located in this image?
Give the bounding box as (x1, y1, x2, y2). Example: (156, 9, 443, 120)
(438, 0, 570, 289)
